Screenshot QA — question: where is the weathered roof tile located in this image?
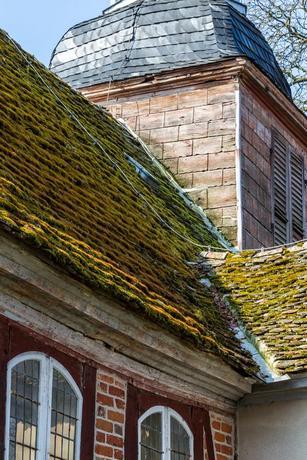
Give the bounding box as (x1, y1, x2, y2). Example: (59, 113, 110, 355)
(0, 30, 257, 376)
(210, 244, 307, 375)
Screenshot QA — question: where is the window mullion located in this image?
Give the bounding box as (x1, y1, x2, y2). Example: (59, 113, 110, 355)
(164, 407, 171, 460)
(37, 357, 51, 460)
(4, 360, 12, 460)
(45, 358, 54, 460)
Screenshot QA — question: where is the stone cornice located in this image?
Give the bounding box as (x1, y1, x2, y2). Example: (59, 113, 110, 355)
(81, 58, 306, 148)
(81, 58, 244, 101)
(0, 231, 252, 411)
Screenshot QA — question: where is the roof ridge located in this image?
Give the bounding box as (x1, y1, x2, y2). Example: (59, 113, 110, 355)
(201, 239, 307, 258)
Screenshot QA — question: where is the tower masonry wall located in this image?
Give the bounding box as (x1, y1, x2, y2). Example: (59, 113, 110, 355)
(103, 81, 239, 244)
(240, 84, 307, 249)
(92, 77, 306, 250)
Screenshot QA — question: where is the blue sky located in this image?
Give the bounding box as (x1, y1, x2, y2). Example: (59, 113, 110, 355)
(2, 0, 108, 66)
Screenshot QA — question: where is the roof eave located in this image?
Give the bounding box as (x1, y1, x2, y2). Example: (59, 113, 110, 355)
(0, 229, 254, 410)
(239, 376, 307, 406)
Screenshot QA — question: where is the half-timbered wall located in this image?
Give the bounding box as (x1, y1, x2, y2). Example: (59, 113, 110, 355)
(0, 314, 236, 460)
(210, 412, 235, 460)
(95, 369, 126, 459)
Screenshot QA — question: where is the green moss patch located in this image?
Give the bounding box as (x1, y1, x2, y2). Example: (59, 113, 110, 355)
(0, 30, 256, 375)
(214, 245, 307, 374)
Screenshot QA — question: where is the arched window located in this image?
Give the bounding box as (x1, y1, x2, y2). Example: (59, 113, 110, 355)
(5, 352, 82, 460)
(138, 406, 193, 459)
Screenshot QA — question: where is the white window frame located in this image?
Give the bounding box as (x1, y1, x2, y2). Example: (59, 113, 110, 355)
(138, 405, 194, 460)
(4, 351, 83, 460)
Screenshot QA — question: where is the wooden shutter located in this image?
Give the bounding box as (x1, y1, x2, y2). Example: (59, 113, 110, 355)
(290, 151, 304, 241)
(272, 132, 289, 244)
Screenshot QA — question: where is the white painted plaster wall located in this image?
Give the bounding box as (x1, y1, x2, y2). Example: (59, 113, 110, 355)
(238, 399, 307, 460)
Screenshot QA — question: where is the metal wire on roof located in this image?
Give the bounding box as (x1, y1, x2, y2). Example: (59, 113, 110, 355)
(5, 31, 305, 255)
(5, 31, 232, 252)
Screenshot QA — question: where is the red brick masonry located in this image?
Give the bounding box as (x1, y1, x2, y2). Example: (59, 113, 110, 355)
(95, 370, 127, 459)
(210, 411, 235, 460)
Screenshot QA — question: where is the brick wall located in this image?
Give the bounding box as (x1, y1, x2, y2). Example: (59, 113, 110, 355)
(240, 84, 307, 249)
(93, 368, 237, 459)
(210, 411, 235, 460)
(105, 81, 238, 244)
(95, 369, 127, 460)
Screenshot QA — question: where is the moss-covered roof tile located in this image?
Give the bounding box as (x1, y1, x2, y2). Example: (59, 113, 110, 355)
(0, 30, 257, 375)
(212, 243, 307, 375)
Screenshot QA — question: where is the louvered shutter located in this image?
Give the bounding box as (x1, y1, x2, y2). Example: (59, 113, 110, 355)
(272, 132, 289, 244)
(290, 151, 304, 241)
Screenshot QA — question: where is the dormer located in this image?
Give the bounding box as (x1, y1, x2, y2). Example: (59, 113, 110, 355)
(50, 0, 307, 249)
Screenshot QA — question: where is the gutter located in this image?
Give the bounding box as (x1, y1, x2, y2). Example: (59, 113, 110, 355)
(239, 377, 307, 406)
(233, 326, 286, 384)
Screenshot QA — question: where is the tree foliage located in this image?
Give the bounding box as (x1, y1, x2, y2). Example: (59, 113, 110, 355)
(247, 0, 307, 112)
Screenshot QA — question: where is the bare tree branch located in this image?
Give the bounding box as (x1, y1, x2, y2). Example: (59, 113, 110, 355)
(247, 0, 307, 112)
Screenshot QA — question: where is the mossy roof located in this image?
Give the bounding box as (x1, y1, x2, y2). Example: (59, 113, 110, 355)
(0, 30, 257, 375)
(212, 244, 307, 375)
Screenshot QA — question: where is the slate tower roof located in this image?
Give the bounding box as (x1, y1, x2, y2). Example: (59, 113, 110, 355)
(50, 0, 291, 98)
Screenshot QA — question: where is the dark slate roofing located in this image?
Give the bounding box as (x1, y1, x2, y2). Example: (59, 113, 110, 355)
(0, 30, 257, 376)
(50, 0, 291, 99)
(204, 244, 307, 375)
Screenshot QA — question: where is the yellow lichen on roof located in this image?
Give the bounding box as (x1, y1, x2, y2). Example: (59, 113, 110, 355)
(214, 244, 307, 374)
(0, 30, 256, 374)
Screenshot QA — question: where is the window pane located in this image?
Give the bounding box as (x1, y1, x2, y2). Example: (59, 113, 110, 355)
(140, 412, 163, 460)
(8, 360, 40, 460)
(49, 369, 78, 460)
(170, 416, 191, 460)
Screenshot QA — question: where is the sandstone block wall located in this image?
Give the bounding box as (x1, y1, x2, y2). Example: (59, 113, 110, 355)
(105, 82, 238, 244)
(240, 85, 307, 249)
(91, 78, 306, 250)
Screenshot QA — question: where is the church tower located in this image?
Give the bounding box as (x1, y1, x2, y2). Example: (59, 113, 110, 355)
(50, 0, 307, 249)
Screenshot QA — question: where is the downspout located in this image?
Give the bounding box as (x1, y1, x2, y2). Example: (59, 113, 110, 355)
(235, 83, 243, 250)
